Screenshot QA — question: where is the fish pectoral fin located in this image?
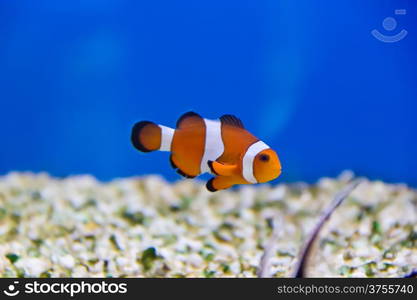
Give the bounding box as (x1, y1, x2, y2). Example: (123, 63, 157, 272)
(206, 176, 235, 192)
(207, 160, 238, 176)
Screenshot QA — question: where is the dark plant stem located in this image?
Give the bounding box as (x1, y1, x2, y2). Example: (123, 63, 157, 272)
(292, 179, 363, 277)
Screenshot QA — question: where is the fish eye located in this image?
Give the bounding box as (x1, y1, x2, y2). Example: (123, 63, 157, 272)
(259, 154, 269, 162)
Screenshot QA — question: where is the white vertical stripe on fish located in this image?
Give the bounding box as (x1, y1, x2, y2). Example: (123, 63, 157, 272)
(242, 141, 269, 183)
(158, 125, 174, 151)
(200, 119, 224, 173)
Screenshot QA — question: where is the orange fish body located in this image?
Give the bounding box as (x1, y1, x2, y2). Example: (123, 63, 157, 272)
(131, 112, 282, 191)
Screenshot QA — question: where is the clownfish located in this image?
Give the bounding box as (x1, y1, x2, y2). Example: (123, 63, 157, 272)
(131, 112, 282, 192)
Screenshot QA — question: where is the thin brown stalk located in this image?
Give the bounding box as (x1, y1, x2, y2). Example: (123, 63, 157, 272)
(292, 179, 363, 277)
(257, 217, 283, 278)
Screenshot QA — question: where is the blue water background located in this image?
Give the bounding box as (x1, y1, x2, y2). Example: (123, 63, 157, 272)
(1, 1, 416, 185)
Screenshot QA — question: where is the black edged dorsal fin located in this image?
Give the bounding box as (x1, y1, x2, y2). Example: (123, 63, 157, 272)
(220, 114, 244, 129)
(176, 111, 203, 128)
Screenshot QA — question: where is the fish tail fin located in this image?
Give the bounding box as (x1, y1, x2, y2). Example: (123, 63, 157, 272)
(131, 121, 174, 152)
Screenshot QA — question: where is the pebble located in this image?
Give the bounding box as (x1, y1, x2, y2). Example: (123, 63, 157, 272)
(0, 172, 415, 277)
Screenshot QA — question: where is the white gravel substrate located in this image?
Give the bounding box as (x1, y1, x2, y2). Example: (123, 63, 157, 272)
(0, 171, 416, 277)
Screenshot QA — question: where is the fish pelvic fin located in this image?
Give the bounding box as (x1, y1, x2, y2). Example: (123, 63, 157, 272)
(206, 176, 236, 192)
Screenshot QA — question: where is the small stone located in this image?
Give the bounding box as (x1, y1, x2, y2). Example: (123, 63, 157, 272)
(59, 254, 75, 269)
